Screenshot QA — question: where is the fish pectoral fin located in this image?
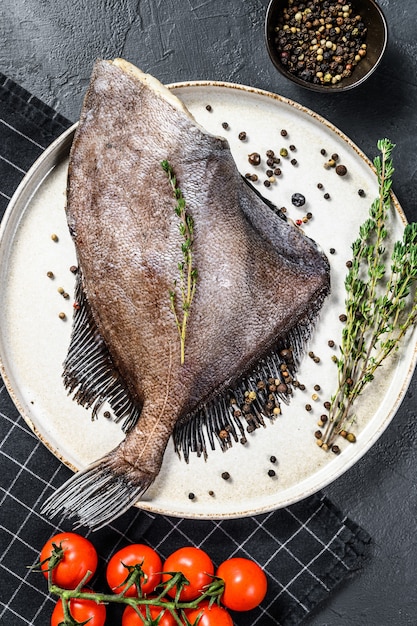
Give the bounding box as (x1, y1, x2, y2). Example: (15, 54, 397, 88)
(63, 271, 141, 432)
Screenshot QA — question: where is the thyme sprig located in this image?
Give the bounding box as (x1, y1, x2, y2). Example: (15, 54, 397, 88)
(323, 139, 417, 448)
(161, 160, 198, 365)
(37, 544, 224, 625)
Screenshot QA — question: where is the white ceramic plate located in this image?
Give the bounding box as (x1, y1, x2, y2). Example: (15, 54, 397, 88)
(0, 82, 415, 519)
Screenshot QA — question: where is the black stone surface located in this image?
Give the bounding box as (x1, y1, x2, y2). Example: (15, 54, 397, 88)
(1, 1, 417, 623)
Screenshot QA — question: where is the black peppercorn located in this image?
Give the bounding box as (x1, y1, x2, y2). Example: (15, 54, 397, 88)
(291, 192, 306, 207)
(248, 152, 261, 166)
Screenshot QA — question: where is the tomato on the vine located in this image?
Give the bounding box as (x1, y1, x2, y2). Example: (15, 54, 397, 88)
(184, 601, 233, 626)
(122, 601, 177, 626)
(51, 592, 106, 626)
(216, 557, 267, 611)
(40, 532, 98, 589)
(162, 547, 215, 601)
(106, 544, 162, 596)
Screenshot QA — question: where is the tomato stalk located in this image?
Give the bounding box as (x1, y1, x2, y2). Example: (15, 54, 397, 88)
(42, 548, 225, 626)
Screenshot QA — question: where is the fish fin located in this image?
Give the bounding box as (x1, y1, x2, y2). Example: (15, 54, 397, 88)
(41, 452, 149, 530)
(63, 271, 141, 432)
(173, 311, 315, 461)
(241, 175, 288, 221)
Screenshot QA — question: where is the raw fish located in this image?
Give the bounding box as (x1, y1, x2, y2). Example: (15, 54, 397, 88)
(42, 59, 330, 528)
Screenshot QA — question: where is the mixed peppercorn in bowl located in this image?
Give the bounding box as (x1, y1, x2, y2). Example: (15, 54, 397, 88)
(265, 0, 388, 92)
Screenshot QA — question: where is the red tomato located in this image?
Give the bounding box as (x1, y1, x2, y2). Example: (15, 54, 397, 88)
(185, 601, 233, 626)
(40, 532, 98, 589)
(216, 557, 267, 611)
(106, 544, 162, 596)
(122, 602, 177, 626)
(162, 547, 214, 601)
(51, 592, 106, 626)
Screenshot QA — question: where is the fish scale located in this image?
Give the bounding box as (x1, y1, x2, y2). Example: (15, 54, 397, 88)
(42, 58, 330, 529)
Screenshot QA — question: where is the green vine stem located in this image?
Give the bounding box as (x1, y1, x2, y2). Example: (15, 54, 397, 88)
(161, 160, 198, 365)
(37, 543, 224, 625)
(322, 139, 417, 449)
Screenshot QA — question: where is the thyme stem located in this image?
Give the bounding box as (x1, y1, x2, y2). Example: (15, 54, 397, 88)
(162, 160, 198, 365)
(323, 139, 417, 448)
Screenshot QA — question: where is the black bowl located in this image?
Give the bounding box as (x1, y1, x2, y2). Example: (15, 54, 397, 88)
(265, 0, 388, 92)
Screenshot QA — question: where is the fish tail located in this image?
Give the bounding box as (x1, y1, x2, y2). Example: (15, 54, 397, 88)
(41, 453, 152, 529)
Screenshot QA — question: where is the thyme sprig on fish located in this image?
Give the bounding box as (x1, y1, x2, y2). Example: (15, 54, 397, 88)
(162, 160, 198, 365)
(322, 139, 417, 449)
(39, 544, 224, 626)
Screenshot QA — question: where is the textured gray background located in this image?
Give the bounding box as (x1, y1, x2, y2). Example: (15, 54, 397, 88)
(1, 0, 417, 624)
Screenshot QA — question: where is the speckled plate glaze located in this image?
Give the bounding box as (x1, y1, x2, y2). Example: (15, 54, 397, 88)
(0, 82, 415, 519)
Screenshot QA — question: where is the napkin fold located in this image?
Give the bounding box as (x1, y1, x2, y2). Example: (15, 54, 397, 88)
(0, 74, 371, 626)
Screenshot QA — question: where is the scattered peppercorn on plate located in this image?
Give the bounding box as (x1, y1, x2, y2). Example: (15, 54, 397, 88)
(0, 81, 415, 520)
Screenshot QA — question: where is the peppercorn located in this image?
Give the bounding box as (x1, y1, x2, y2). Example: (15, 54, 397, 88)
(358, 188, 365, 197)
(324, 192, 330, 199)
(291, 192, 306, 207)
(222, 122, 229, 129)
(305, 404, 312, 412)
(51, 233, 59, 242)
(336, 164, 347, 176)
(280, 147, 289, 158)
(47, 271, 54, 279)
(70, 265, 78, 274)
(188, 492, 195, 500)
(329, 247, 336, 254)
(270, 455, 277, 463)
(268, 469, 276, 477)
(206, 104, 212, 111)
(291, 158, 298, 166)
(58, 312, 66, 320)
(221, 471, 231, 480)
(339, 313, 347, 322)
(331, 445, 341, 454)
(239, 131, 247, 141)
(314, 430, 323, 439)
(248, 152, 261, 166)
(328, 339, 335, 347)
(280, 129, 288, 136)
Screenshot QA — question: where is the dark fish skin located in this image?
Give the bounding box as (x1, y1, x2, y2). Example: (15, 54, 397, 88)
(42, 59, 330, 528)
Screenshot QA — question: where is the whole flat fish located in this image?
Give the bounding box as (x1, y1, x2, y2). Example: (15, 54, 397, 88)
(42, 59, 330, 529)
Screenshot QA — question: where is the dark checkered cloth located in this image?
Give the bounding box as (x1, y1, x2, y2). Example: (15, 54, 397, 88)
(0, 74, 371, 625)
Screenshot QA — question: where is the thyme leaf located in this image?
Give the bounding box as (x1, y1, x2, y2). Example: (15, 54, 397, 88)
(323, 139, 417, 449)
(161, 160, 197, 365)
